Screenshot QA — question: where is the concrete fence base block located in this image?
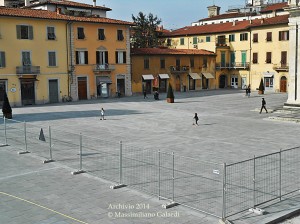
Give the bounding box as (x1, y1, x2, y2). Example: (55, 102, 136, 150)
(110, 184, 127, 189)
(162, 201, 179, 209)
(219, 219, 233, 224)
(0, 144, 8, 147)
(18, 151, 30, 155)
(43, 159, 55, 164)
(71, 170, 85, 175)
(249, 207, 265, 215)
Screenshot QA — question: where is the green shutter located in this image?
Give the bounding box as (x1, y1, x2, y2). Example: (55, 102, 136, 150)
(0, 52, 5, 67)
(28, 26, 33, 40)
(84, 51, 88, 64)
(16, 25, 21, 39)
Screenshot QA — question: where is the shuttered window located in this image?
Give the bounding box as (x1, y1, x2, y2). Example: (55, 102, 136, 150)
(22, 51, 31, 65)
(279, 31, 289, 41)
(240, 33, 248, 41)
(48, 51, 56, 66)
(77, 27, 85, 39)
(0, 52, 5, 68)
(266, 52, 272, 63)
(253, 33, 258, 43)
(98, 29, 105, 40)
(47, 26, 56, 40)
(16, 25, 33, 40)
(115, 51, 126, 64)
(117, 30, 124, 41)
(144, 58, 149, 69)
(266, 32, 272, 42)
(96, 51, 108, 65)
(253, 52, 258, 64)
(193, 37, 198, 45)
(160, 58, 165, 69)
(75, 51, 88, 64)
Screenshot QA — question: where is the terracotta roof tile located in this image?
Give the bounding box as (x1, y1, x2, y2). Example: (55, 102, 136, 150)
(131, 48, 215, 56)
(24, 0, 111, 11)
(260, 2, 288, 12)
(164, 15, 289, 37)
(0, 7, 133, 25)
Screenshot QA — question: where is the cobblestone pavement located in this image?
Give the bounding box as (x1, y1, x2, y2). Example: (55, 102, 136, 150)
(1, 89, 300, 224)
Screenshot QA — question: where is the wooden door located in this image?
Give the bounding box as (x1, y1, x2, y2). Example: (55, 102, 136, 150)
(78, 77, 87, 100)
(49, 79, 59, 103)
(280, 76, 287, 92)
(21, 80, 35, 105)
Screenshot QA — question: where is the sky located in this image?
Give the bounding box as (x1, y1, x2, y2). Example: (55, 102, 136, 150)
(79, 0, 247, 29)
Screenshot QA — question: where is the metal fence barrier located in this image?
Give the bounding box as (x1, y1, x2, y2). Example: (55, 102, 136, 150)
(1, 117, 300, 221)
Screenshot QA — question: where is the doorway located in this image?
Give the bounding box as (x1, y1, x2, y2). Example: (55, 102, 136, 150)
(78, 77, 87, 100)
(21, 80, 35, 105)
(219, 75, 226, 88)
(49, 79, 59, 103)
(280, 76, 287, 92)
(0, 81, 6, 106)
(117, 78, 125, 96)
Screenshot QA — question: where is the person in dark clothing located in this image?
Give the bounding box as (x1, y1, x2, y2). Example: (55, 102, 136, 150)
(143, 90, 148, 99)
(247, 85, 251, 97)
(245, 87, 249, 97)
(193, 113, 199, 126)
(260, 98, 268, 114)
(154, 91, 159, 100)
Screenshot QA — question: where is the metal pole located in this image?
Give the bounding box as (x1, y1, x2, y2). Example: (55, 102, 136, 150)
(119, 141, 123, 184)
(158, 150, 161, 200)
(279, 149, 282, 201)
(49, 126, 52, 160)
(253, 155, 256, 208)
(4, 117, 7, 145)
(24, 121, 27, 152)
(222, 163, 227, 221)
(79, 133, 82, 171)
(172, 152, 175, 202)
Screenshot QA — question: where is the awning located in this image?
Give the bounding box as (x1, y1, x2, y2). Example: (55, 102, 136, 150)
(159, 74, 170, 79)
(142, 74, 154, 80)
(189, 73, 201, 80)
(97, 76, 112, 84)
(202, 72, 215, 79)
(263, 72, 274, 78)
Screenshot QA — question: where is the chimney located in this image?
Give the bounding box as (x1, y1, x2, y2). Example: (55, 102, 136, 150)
(25, 0, 30, 6)
(56, 7, 61, 14)
(93, 0, 96, 7)
(232, 20, 236, 26)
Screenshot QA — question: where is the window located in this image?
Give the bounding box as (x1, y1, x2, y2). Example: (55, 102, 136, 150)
(160, 58, 165, 69)
(266, 52, 272, 63)
(47, 26, 56, 40)
(253, 52, 258, 64)
(264, 77, 273, 88)
(77, 27, 85, 39)
(144, 58, 149, 69)
(75, 51, 88, 64)
(96, 51, 108, 65)
(98, 28, 105, 40)
(190, 58, 194, 68)
(229, 34, 235, 42)
(203, 57, 207, 67)
(193, 37, 197, 45)
(16, 25, 33, 40)
(180, 38, 184, 45)
(230, 51, 235, 66)
(167, 38, 171, 46)
(0, 51, 5, 68)
(206, 36, 211, 42)
(117, 30, 124, 41)
(22, 51, 31, 65)
(253, 33, 258, 43)
(48, 51, 56, 66)
(279, 31, 289, 41)
(240, 33, 248, 41)
(217, 35, 226, 45)
(115, 51, 126, 64)
(266, 32, 272, 42)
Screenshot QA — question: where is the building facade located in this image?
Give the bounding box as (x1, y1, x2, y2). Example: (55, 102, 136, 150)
(131, 48, 216, 94)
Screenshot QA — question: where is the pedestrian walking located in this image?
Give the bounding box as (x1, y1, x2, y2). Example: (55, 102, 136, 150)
(260, 98, 268, 114)
(100, 108, 105, 120)
(143, 90, 148, 99)
(245, 87, 249, 97)
(247, 85, 251, 97)
(193, 113, 199, 126)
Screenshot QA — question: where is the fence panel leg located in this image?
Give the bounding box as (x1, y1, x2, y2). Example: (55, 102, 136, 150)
(110, 141, 126, 189)
(72, 133, 85, 175)
(18, 121, 30, 154)
(43, 126, 54, 163)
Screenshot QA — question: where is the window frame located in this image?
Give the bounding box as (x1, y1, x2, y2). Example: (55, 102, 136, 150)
(48, 51, 57, 67)
(17, 25, 33, 40)
(77, 27, 85, 40)
(115, 51, 126, 64)
(75, 50, 88, 64)
(266, 52, 272, 64)
(144, 57, 150, 69)
(240, 33, 248, 41)
(253, 33, 258, 43)
(252, 52, 258, 64)
(266, 32, 272, 42)
(229, 34, 235, 42)
(47, 26, 56, 40)
(160, 58, 165, 69)
(279, 31, 289, 41)
(21, 51, 32, 66)
(117, 30, 124, 41)
(0, 51, 6, 68)
(192, 37, 198, 45)
(98, 28, 105, 40)
(180, 37, 184, 45)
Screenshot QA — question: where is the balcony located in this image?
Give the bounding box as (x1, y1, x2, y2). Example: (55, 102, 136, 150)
(215, 36, 229, 47)
(273, 63, 289, 71)
(93, 64, 115, 72)
(216, 62, 249, 70)
(169, 65, 189, 73)
(16, 66, 40, 74)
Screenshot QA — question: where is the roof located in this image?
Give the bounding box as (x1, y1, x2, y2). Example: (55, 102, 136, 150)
(197, 12, 256, 23)
(164, 15, 289, 37)
(0, 7, 133, 25)
(260, 2, 288, 13)
(24, 0, 112, 11)
(131, 48, 215, 56)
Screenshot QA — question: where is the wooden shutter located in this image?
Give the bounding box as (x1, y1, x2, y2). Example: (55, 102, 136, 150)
(84, 51, 88, 64)
(253, 53, 258, 63)
(0, 52, 5, 67)
(267, 32, 272, 41)
(75, 51, 79, 64)
(123, 52, 126, 63)
(266, 52, 271, 63)
(96, 51, 100, 64)
(115, 52, 118, 63)
(105, 51, 108, 64)
(16, 25, 21, 39)
(28, 26, 33, 40)
(253, 33, 258, 42)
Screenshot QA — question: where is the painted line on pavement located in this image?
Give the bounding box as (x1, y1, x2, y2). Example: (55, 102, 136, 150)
(0, 167, 59, 181)
(0, 192, 89, 224)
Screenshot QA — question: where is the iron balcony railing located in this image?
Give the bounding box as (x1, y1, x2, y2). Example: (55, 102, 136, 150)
(216, 62, 250, 70)
(273, 63, 289, 71)
(16, 66, 40, 74)
(169, 65, 189, 73)
(93, 64, 115, 72)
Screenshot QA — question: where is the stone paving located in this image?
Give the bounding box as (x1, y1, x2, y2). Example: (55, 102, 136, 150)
(1, 89, 300, 224)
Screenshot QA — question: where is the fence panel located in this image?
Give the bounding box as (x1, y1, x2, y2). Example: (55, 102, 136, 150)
(174, 155, 223, 218)
(122, 145, 158, 196)
(2, 119, 26, 152)
(158, 151, 174, 201)
(225, 159, 254, 218)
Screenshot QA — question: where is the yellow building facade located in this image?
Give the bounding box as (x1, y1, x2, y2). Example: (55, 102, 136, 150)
(0, 8, 69, 106)
(131, 48, 216, 94)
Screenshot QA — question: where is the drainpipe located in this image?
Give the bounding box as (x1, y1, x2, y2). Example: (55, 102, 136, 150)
(66, 21, 73, 97)
(249, 29, 252, 87)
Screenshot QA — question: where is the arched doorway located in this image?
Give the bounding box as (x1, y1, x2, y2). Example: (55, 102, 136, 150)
(219, 75, 226, 88)
(280, 76, 287, 92)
